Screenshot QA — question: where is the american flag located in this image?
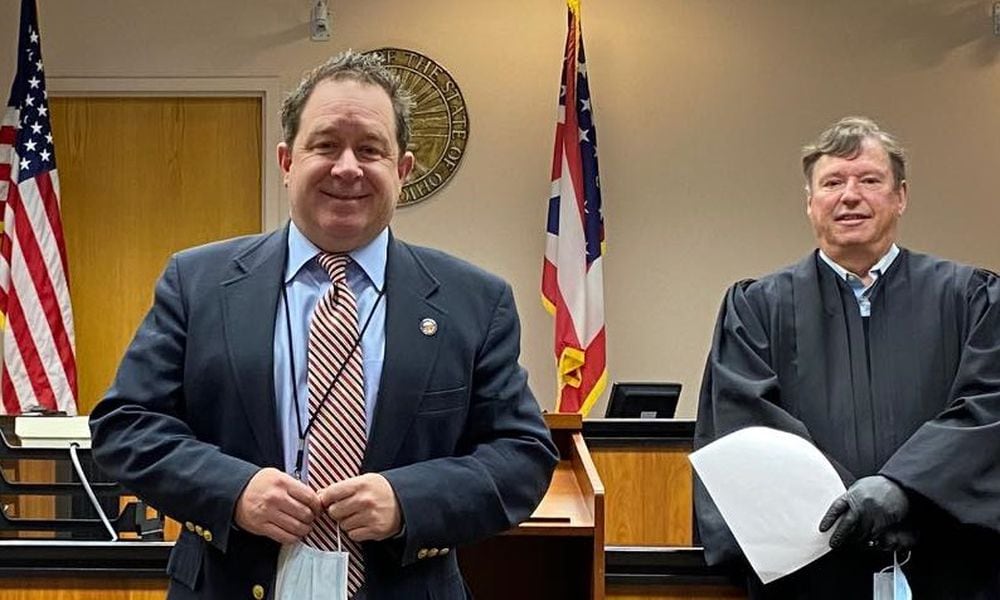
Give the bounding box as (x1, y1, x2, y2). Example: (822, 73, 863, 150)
(0, 0, 78, 415)
(542, 0, 606, 415)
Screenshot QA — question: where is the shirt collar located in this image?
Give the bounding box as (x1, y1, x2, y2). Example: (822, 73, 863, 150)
(285, 222, 388, 292)
(818, 244, 900, 283)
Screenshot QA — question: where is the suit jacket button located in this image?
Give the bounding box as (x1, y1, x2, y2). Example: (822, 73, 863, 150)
(185, 521, 195, 532)
(252, 584, 265, 599)
(440, 547, 450, 555)
(417, 548, 428, 559)
(195, 525, 204, 535)
(203, 530, 213, 542)
(427, 548, 439, 557)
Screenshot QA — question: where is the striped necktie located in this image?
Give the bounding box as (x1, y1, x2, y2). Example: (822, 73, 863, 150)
(304, 252, 365, 596)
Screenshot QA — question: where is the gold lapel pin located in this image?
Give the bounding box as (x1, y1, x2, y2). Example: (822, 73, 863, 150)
(419, 318, 438, 336)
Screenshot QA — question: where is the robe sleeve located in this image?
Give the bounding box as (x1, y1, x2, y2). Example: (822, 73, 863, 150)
(880, 269, 1000, 534)
(694, 280, 855, 565)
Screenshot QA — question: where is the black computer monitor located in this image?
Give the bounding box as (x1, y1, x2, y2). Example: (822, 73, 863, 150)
(605, 382, 681, 418)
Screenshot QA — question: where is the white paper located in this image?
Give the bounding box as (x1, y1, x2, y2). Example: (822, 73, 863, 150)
(689, 426, 846, 584)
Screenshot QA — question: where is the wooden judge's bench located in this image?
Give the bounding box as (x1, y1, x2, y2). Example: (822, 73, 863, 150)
(584, 418, 746, 599)
(0, 414, 745, 599)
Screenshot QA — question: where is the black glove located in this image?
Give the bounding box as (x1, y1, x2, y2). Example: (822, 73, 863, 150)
(872, 523, 919, 552)
(818, 475, 909, 549)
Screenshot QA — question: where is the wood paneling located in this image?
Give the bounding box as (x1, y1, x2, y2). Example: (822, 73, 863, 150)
(591, 446, 693, 546)
(608, 584, 746, 600)
(8, 460, 54, 518)
(2, 460, 55, 539)
(461, 534, 594, 600)
(0, 579, 166, 599)
(48, 97, 262, 415)
(116, 496, 180, 541)
(461, 416, 605, 600)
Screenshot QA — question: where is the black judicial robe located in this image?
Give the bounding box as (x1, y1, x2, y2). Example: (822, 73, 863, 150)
(694, 248, 1000, 599)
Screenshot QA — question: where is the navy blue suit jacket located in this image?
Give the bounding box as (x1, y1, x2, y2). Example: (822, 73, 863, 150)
(89, 227, 558, 599)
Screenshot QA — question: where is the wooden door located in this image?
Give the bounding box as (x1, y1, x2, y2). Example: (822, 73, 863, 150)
(49, 96, 262, 415)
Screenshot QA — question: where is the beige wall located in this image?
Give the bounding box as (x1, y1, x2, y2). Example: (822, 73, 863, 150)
(2, 0, 998, 417)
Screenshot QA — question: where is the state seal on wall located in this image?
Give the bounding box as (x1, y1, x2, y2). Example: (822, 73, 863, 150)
(365, 48, 469, 206)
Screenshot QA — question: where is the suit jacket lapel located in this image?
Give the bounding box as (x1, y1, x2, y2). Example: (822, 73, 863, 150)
(364, 235, 444, 471)
(220, 228, 287, 468)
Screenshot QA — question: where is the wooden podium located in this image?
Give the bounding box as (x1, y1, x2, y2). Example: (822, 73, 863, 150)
(584, 419, 746, 599)
(460, 413, 606, 599)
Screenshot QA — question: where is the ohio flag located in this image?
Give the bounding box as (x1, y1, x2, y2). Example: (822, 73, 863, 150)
(541, 0, 606, 415)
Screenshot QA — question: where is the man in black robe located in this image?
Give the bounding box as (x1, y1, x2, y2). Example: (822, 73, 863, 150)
(694, 116, 1000, 599)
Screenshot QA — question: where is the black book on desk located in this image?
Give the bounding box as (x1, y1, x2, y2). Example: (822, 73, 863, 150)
(605, 382, 681, 419)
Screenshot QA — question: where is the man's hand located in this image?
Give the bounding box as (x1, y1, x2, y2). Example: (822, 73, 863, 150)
(319, 473, 402, 542)
(234, 467, 322, 544)
(819, 475, 909, 549)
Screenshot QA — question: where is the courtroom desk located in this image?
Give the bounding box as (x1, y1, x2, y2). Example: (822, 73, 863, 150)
(0, 543, 750, 600)
(0, 541, 169, 599)
(0, 415, 602, 600)
(584, 420, 748, 599)
(583, 419, 696, 546)
(460, 413, 605, 600)
(0, 414, 603, 600)
(605, 546, 746, 600)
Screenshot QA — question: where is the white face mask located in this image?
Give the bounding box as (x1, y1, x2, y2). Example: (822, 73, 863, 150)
(873, 552, 912, 600)
(275, 529, 350, 600)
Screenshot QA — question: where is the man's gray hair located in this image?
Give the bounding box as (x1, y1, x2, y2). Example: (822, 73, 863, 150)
(280, 49, 413, 154)
(801, 116, 907, 190)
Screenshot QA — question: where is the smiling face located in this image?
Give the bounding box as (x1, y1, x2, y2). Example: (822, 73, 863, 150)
(278, 78, 414, 252)
(806, 137, 907, 268)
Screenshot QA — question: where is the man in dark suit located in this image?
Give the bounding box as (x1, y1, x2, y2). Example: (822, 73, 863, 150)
(89, 50, 558, 600)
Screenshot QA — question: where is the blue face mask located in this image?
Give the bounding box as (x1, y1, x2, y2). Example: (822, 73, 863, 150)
(275, 530, 350, 600)
(873, 552, 912, 600)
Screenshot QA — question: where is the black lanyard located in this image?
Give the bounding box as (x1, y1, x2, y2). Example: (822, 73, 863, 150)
(281, 262, 385, 480)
